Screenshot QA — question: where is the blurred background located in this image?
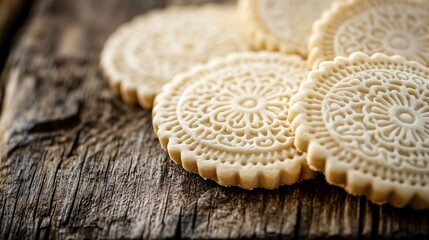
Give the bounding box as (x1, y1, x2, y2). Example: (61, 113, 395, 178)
(0, 0, 233, 78)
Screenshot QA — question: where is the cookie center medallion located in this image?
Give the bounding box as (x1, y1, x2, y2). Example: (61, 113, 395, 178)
(237, 96, 265, 112)
(388, 34, 410, 50)
(395, 108, 416, 124)
(239, 98, 257, 108)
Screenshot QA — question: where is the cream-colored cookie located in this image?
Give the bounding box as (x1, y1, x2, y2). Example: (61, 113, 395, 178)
(238, 0, 340, 57)
(100, 5, 248, 109)
(289, 52, 429, 209)
(153, 52, 315, 189)
(309, 0, 429, 69)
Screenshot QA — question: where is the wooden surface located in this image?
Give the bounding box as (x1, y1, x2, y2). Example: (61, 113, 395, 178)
(0, 0, 428, 239)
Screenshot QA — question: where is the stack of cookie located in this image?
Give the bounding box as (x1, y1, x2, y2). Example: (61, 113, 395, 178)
(100, 0, 429, 209)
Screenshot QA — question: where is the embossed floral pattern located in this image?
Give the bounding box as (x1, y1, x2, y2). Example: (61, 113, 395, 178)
(323, 70, 429, 169)
(178, 68, 303, 152)
(101, 5, 247, 108)
(153, 53, 314, 189)
(309, 0, 429, 68)
(335, 5, 429, 64)
(289, 53, 429, 208)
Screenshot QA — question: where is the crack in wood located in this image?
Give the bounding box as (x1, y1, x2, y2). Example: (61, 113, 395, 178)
(4, 177, 22, 239)
(28, 104, 82, 134)
(63, 148, 87, 226)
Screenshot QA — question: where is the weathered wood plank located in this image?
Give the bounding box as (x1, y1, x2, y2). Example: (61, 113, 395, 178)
(0, 0, 428, 239)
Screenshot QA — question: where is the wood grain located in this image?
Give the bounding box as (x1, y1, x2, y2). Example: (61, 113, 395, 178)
(0, 0, 428, 239)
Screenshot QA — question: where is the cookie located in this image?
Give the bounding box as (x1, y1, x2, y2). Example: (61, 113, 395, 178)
(153, 52, 315, 189)
(288, 52, 429, 209)
(238, 0, 340, 57)
(309, 0, 429, 69)
(100, 5, 248, 109)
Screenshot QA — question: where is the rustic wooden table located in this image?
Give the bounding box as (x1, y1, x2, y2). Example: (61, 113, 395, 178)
(0, 0, 428, 239)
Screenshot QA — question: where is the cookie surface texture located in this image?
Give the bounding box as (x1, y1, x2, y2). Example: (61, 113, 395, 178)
(100, 5, 247, 109)
(153, 52, 315, 189)
(289, 53, 429, 209)
(309, 0, 429, 69)
(238, 0, 339, 57)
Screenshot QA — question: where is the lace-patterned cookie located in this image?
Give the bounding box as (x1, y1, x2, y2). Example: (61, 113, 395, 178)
(238, 0, 340, 57)
(309, 0, 429, 69)
(289, 53, 429, 209)
(153, 52, 315, 189)
(100, 5, 248, 109)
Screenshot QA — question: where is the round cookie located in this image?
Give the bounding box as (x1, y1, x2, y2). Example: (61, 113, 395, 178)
(238, 0, 340, 57)
(288, 52, 429, 209)
(309, 0, 429, 69)
(153, 52, 315, 189)
(100, 5, 248, 109)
